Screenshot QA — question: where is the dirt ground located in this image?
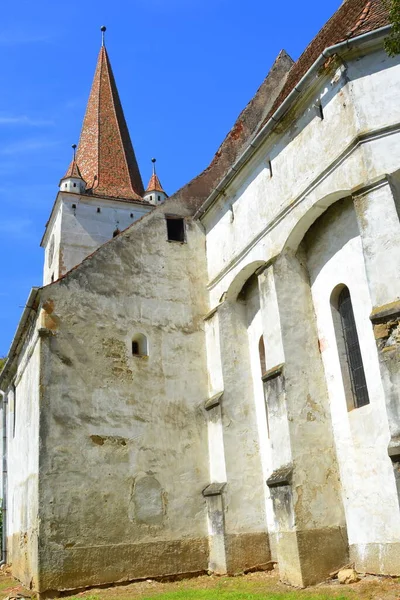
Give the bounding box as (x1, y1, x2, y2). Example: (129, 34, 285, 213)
(1, 568, 400, 600)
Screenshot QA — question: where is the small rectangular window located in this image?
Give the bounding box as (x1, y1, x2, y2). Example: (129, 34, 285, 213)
(166, 217, 185, 242)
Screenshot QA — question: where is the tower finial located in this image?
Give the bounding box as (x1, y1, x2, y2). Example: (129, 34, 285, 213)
(72, 144, 77, 161)
(101, 25, 106, 47)
(151, 157, 156, 175)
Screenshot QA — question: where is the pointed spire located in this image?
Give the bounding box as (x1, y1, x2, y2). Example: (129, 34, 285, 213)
(145, 158, 166, 194)
(72, 28, 144, 200)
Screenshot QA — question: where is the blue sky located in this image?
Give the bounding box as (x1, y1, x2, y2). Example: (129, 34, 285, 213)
(0, 0, 341, 356)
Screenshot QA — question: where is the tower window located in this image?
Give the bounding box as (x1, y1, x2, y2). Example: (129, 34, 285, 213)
(97, 207, 101, 213)
(332, 286, 370, 409)
(113, 228, 120, 238)
(166, 216, 185, 242)
(72, 204, 76, 209)
(158, 195, 161, 202)
(130, 213, 134, 218)
(73, 182, 77, 187)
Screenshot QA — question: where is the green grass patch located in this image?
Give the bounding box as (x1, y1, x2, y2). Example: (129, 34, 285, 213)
(139, 592, 350, 600)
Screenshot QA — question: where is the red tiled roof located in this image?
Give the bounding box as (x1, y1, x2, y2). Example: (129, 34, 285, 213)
(74, 46, 144, 200)
(146, 172, 166, 194)
(259, 0, 390, 131)
(62, 159, 84, 181)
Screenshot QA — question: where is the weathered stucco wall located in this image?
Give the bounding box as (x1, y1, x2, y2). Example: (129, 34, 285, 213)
(202, 49, 400, 307)
(305, 198, 400, 574)
(5, 328, 41, 589)
(36, 203, 211, 593)
(200, 44, 400, 584)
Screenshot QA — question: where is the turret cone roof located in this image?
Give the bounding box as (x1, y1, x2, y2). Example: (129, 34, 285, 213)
(70, 45, 144, 200)
(145, 172, 166, 194)
(62, 159, 84, 182)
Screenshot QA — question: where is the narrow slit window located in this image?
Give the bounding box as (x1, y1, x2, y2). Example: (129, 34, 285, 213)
(13, 384, 17, 438)
(337, 287, 370, 408)
(132, 341, 139, 355)
(259, 335, 266, 376)
(166, 217, 185, 242)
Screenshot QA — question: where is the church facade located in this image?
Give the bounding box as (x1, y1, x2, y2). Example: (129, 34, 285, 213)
(1, 0, 400, 596)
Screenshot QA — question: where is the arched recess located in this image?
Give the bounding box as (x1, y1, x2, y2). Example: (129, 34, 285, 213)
(282, 190, 352, 254)
(131, 333, 148, 357)
(225, 260, 266, 302)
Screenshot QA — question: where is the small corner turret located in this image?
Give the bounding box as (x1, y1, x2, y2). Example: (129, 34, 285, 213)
(59, 145, 86, 194)
(143, 158, 168, 205)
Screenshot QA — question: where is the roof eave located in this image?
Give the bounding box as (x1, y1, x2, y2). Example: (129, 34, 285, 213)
(0, 287, 41, 391)
(195, 25, 392, 221)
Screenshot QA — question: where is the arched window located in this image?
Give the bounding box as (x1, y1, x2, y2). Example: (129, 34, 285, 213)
(259, 335, 266, 376)
(334, 286, 369, 409)
(131, 333, 148, 357)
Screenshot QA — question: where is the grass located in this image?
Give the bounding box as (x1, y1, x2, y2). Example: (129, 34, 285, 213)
(71, 595, 350, 600)
(137, 593, 351, 600)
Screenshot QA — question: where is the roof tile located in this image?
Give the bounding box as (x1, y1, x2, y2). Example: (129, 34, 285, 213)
(75, 46, 144, 200)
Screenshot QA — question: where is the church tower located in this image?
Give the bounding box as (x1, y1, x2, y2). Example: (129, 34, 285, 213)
(41, 27, 164, 285)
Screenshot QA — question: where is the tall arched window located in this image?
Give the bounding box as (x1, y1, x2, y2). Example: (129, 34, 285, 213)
(337, 287, 369, 409)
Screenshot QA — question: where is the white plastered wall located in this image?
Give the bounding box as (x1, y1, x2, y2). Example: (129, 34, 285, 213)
(243, 280, 276, 549)
(305, 198, 400, 554)
(6, 330, 40, 586)
(43, 194, 152, 285)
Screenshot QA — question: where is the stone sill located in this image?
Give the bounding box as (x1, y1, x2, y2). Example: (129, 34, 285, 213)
(202, 482, 226, 497)
(370, 300, 400, 323)
(261, 363, 285, 383)
(205, 392, 223, 411)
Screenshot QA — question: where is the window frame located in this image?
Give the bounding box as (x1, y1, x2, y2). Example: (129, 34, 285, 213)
(331, 285, 370, 410)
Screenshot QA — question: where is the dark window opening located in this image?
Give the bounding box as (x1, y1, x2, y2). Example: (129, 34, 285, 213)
(72, 203, 76, 209)
(97, 207, 101, 213)
(158, 195, 161, 202)
(315, 102, 324, 120)
(113, 228, 120, 238)
(338, 287, 370, 408)
(130, 213, 134, 218)
(51, 273, 54, 283)
(166, 217, 185, 242)
(73, 182, 77, 187)
(132, 341, 139, 355)
(13, 384, 16, 438)
(268, 159, 273, 178)
(259, 335, 266, 376)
